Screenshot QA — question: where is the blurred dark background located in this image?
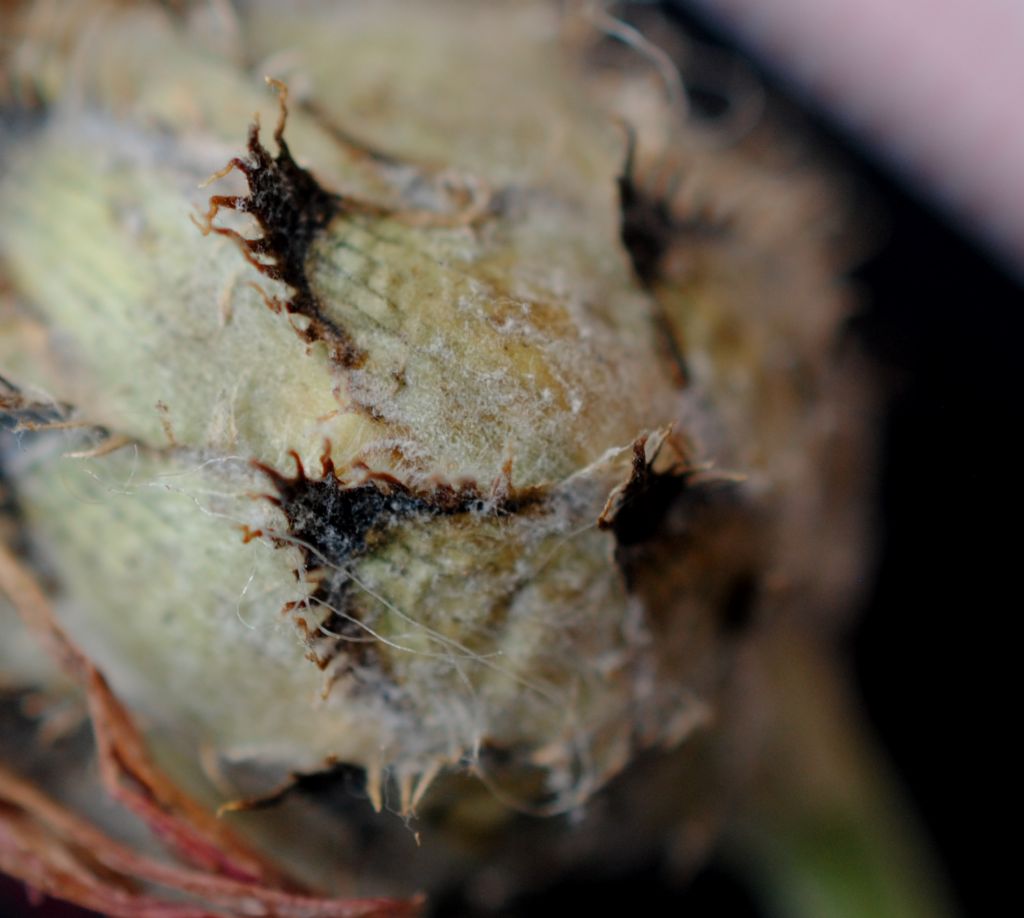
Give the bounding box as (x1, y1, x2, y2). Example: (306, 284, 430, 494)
(2, 3, 1016, 916)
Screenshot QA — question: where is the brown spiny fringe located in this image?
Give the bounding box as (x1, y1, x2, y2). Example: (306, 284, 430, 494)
(196, 80, 375, 368)
(253, 445, 545, 676)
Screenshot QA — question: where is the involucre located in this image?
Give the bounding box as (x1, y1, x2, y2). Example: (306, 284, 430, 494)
(0, 3, 943, 916)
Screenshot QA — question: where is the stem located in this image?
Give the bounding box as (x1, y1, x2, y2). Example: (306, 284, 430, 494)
(731, 628, 956, 918)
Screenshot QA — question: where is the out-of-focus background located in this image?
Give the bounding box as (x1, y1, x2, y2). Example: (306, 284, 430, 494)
(682, 0, 1024, 281)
